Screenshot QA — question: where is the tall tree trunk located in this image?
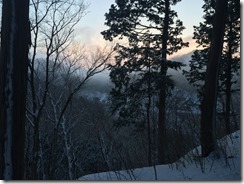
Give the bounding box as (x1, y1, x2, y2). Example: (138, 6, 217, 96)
(0, 0, 30, 179)
(158, 0, 169, 164)
(200, 0, 228, 157)
(225, 45, 232, 135)
(146, 64, 152, 166)
(31, 118, 40, 179)
(225, 9, 233, 135)
(61, 119, 74, 180)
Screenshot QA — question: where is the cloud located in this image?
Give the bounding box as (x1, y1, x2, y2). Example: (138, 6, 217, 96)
(76, 25, 113, 50)
(168, 35, 202, 59)
(77, 26, 96, 44)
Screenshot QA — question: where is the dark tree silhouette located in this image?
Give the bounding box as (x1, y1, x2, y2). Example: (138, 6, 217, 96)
(102, 0, 188, 165)
(183, 0, 240, 135)
(0, 0, 30, 179)
(200, 0, 228, 157)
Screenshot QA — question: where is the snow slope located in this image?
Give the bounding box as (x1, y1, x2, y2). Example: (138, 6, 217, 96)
(79, 130, 241, 181)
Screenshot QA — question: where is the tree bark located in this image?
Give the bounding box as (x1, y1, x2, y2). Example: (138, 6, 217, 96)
(0, 0, 30, 179)
(158, 0, 169, 164)
(200, 0, 228, 157)
(225, 8, 234, 135)
(146, 64, 152, 166)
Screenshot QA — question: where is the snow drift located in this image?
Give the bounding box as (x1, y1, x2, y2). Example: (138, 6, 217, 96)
(78, 130, 241, 181)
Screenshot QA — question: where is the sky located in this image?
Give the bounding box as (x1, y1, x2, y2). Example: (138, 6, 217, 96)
(77, 0, 205, 57)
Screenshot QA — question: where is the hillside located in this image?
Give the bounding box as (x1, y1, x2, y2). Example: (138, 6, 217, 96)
(79, 130, 241, 181)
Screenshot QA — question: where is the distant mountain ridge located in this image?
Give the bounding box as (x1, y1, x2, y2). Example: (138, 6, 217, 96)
(81, 51, 196, 99)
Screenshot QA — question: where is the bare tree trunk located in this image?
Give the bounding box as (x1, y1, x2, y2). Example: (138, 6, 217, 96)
(200, 0, 228, 157)
(158, 0, 169, 164)
(225, 48, 232, 135)
(146, 64, 152, 166)
(61, 118, 74, 180)
(0, 0, 30, 179)
(225, 10, 234, 135)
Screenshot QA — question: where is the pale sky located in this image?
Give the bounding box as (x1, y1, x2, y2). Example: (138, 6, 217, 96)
(77, 0, 205, 57)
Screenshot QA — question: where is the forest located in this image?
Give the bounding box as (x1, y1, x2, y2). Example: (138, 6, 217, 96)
(0, 0, 240, 180)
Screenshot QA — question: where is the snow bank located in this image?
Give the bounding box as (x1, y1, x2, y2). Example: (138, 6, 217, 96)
(78, 130, 240, 181)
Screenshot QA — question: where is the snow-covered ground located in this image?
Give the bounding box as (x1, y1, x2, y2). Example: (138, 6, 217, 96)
(79, 130, 241, 181)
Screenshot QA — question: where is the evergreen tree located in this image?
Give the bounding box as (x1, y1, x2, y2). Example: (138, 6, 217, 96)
(102, 0, 188, 164)
(183, 0, 240, 134)
(200, 0, 228, 157)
